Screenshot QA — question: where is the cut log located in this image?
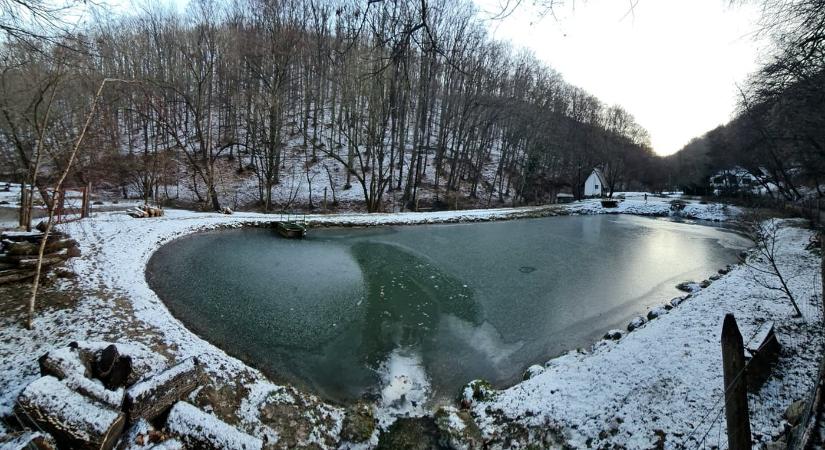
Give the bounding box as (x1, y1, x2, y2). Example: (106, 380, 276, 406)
(165, 402, 262, 450)
(5, 240, 39, 256)
(67, 245, 82, 258)
(0, 254, 29, 263)
(0, 430, 57, 449)
(38, 346, 124, 408)
(0, 269, 36, 284)
(128, 206, 163, 218)
(16, 376, 125, 450)
(93, 344, 133, 390)
(144, 206, 164, 217)
(43, 238, 79, 254)
(95, 344, 119, 378)
(105, 355, 132, 390)
(62, 375, 125, 409)
(123, 357, 203, 422)
(149, 438, 185, 449)
(70, 341, 168, 387)
(128, 209, 147, 218)
(38, 347, 93, 380)
(18, 252, 69, 269)
(0, 231, 44, 242)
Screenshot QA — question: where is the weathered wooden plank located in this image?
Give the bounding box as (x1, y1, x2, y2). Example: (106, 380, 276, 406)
(745, 322, 781, 392)
(721, 314, 752, 450)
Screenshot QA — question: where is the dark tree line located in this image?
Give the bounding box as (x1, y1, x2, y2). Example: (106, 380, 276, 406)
(666, 0, 825, 200)
(1, 0, 656, 213)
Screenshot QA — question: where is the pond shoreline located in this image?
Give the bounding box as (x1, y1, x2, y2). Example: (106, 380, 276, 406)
(146, 214, 751, 413)
(8, 198, 803, 450)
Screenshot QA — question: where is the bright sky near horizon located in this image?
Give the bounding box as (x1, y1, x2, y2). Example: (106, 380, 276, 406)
(475, 0, 767, 155)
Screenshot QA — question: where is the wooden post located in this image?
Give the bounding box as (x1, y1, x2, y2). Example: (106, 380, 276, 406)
(323, 187, 327, 212)
(86, 182, 92, 217)
(53, 189, 61, 224)
(82, 182, 91, 218)
(820, 232, 824, 327)
(19, 182, 28, 227)
(721, 313, 751, 450)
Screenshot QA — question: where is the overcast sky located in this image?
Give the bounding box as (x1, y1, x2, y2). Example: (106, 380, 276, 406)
(475, 0, 766, 155)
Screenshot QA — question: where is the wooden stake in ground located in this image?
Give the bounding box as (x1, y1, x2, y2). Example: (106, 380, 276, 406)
(721, 313, 751, 450)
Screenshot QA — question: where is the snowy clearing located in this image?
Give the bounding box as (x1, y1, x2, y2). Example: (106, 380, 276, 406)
(1, 198, 816, 450)
(472, 221, 822, 449)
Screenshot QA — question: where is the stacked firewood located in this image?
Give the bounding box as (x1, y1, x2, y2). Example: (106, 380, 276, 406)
(127, 205, 164, 218)
(6, 342, 262, 450)
(0, 230, 81, 285)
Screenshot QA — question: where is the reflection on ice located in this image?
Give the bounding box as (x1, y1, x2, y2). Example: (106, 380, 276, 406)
(440, 317, 523, 367)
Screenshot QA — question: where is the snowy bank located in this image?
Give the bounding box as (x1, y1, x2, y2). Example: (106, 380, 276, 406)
(567, 196, 740, 222)
(0, 198, 754, 448)
(471, 221, 822, 449)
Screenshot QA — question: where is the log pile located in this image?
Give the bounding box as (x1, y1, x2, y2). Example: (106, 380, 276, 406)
(16, 376, 126, 450)
(165, 402, 262, 450)
(0, 231, 81, 285)
(128, 205, 164, 218)
(12, 342, 261, 449)
(0, 430, 57, 449)
(123, 357, 203, 422)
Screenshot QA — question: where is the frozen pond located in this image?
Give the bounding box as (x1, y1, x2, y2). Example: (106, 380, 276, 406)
(147, 215, 750, 404)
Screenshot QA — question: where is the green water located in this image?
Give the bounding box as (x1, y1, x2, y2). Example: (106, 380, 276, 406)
(146, 215, 750, 404)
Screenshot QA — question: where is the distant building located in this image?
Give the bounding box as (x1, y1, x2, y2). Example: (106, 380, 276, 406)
(709, 167, 765, 196)
(555, 192, 575, 203)
(583, 169, 607, 197)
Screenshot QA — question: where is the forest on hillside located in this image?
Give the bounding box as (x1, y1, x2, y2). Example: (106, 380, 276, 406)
(0, 0, 657, 215)
(666, 0, 824, 201)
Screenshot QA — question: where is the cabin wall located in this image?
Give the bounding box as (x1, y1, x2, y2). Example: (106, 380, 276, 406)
(584, 174, 603, 197)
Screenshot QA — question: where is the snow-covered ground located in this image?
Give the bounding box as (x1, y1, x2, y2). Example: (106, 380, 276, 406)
(568, 196, 740, 222)
(472, 221, 822, 449)
(0, 197, 818, 449)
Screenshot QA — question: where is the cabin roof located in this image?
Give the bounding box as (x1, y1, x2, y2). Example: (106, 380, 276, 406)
(589, 168, 607, 186)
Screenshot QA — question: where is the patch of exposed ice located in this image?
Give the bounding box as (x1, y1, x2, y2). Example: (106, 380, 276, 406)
(375, 348, 431, 429)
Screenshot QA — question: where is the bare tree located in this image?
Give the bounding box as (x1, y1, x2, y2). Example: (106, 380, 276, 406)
(740, 213, 803, 318)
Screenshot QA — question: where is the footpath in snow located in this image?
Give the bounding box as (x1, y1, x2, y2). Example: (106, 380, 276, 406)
(0, 197, 820, 450)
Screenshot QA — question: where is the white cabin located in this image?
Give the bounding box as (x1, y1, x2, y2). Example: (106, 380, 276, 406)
(583, 169, 607, 197)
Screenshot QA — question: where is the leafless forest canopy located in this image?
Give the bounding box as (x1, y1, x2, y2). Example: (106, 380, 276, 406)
(0, 0, 822, 213)
(0, 0, 658, 212)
